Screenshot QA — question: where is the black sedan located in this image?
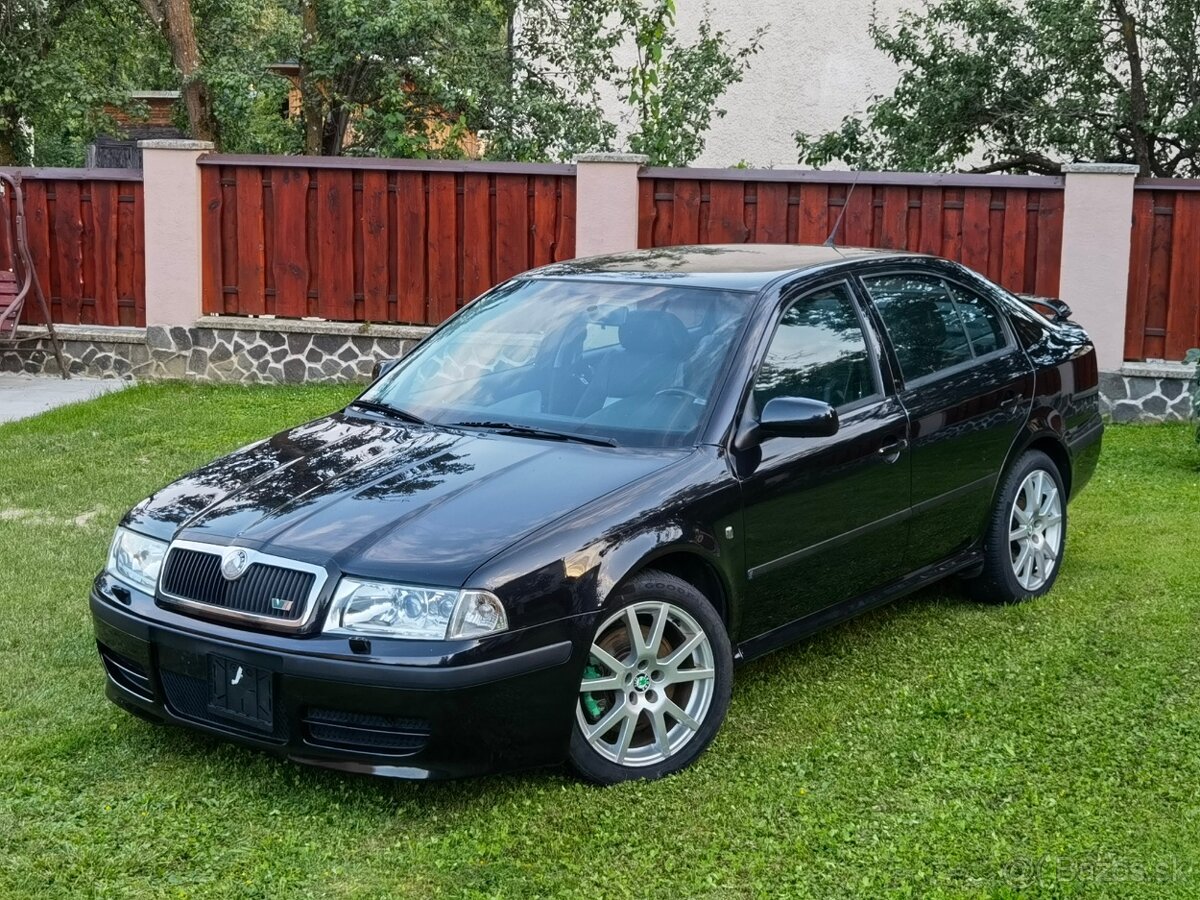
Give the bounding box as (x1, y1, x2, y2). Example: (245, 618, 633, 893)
(92, 245, 1102, 783)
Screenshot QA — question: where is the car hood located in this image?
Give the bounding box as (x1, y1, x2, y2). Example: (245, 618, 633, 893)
(125, 412, 684, 586)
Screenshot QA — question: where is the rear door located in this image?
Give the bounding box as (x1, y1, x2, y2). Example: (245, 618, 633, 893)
(738, 280, 911, 640)
(859, 271, 1034, 569)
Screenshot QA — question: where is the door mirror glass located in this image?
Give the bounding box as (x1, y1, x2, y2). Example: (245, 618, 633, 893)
(759, 396, 839, 438)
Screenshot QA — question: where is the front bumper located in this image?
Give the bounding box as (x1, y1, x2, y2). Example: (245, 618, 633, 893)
(91, 576, 594, 779)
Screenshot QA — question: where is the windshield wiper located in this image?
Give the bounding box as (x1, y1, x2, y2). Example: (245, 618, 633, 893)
(347, 399, 425, 425)
(449, 420, 617, 447)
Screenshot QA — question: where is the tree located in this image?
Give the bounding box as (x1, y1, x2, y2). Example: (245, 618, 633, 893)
(619, 0, 764, 166)
(137, 0, 218, 143)
(795, 0, 1200, 177)
(485, 0, 763, 166)
(0, 0, 166, 165)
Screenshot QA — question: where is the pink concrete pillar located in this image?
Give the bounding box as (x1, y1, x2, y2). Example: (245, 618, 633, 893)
(138, 139, 213, 326)
(1059, 162, 1140, 372)
(574, 153, 648, 258)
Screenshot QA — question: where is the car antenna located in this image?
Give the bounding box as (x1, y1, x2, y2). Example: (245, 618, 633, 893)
(823, 165, 865, 253)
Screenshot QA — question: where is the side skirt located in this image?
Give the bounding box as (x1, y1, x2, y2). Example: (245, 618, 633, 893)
(734, 549, 983, 664)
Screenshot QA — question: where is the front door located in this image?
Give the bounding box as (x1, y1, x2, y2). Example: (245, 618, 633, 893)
(860, 271, 1035, 569)
(738, 281, 912, 642)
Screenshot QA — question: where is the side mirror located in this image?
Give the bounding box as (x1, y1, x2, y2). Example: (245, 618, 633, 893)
(759, 396, 839, 439)
(371, 358, 401, 382)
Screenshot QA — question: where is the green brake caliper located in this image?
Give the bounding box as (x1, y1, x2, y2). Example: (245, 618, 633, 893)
(582, 663, 605, 719)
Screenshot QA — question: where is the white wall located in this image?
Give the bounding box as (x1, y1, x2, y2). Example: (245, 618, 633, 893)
(597, 0, 911, 168)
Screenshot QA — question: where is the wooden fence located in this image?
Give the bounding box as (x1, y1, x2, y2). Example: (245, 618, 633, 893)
(198, 157, 577, 325)
(637, 168, 1066, 299)
(1126, 180, 1200, 361)
(0, 168, 145, 327)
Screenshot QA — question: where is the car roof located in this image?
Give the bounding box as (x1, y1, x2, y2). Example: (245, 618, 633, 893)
(529, 244, 929, 291)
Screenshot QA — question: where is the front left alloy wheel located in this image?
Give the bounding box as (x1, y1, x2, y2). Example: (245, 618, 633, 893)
(568, 570, 732, 784)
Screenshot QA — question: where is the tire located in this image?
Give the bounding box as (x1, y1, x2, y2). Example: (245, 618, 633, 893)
(568, 569, 733, 784)
(965, 449, 1068, 604)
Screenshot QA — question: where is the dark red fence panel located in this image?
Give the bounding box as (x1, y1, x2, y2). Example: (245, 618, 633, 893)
(0, 168, 145, 326)
(637, 169, 1066, 299)
(1127, 180, 1200, 361)
(199, 157, 577, 325)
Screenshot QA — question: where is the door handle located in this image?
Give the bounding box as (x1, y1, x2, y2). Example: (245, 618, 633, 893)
(877, 436, 908, 460)
(999, 392, 1024, 410)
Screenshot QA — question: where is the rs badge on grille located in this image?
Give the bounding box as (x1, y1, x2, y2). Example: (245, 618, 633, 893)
(220, 548, 249, 581)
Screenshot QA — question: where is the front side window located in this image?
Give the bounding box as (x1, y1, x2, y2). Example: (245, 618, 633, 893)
(863, 274, 973, 382)
(362, 279, 753, 448)
(753, 283, 878, 411)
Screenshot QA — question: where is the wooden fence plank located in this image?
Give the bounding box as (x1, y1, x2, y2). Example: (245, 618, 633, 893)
(797, 184, 829, 244)
(753, 182, 788, 243)
(317, 169, 355, 320)
(651, 180, 674, 247)
(360, 170, 389, 321)
(132, 183, 146, 325)
(960, 188, 991, 273)
(199, 167, 224, 316)
(672, 180, 702, 244)
(52, 181, 84, 323)
(235, 167, 266, 315)
(840, 185, 873, 246)
(998, 189, 1028, 294)
(879, 186, 908, 249)
(22, 181, 53, 323)
(1165, 191, 1200, 359)
(90, 181, 119, 326)
(461, 173, 492, 301)
(394, 171, 426, 323)
(557, 176, 576, 260)
(531, 175, 560, 267)
(1145, 197, 1174, 360)
(269, 167, 309, 318)
(426, 172, 458, 320)
(1034, 189, 1064, 298)
(706, 181, 749, 242)
(1124, 191, 1154, 361)
(637, 178, 655, 248)
(494, 175, 529, 284)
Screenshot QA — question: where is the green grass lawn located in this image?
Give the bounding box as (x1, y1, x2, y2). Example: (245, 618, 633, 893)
(1, 383, 1198, 899)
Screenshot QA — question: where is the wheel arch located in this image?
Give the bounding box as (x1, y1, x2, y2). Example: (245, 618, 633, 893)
(594, 536, 736, 635)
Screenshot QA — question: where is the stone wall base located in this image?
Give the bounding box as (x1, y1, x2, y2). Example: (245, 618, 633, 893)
(4, 322, 1197, 424)
(1, 319, 430, 383)
(1099, 362, 1197, 423)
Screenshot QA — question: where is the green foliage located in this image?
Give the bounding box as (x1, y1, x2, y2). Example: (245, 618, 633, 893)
(193, 0, 302, 154)
(620, 0, 764, 166)
(2, 385, 1200, 896)
(5, 0, 759, 164)
(796, 0, 1200, 176)
(0, 0, 169, 165)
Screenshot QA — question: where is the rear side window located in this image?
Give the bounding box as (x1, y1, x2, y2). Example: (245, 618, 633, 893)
(753, 283, 878, 410)
(945, 281, 1008, 356)
(864, 273, 1011, 383)
(863, 274, 971, 381)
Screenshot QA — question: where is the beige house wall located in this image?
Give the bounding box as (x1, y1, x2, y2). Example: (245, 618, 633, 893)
(596, 0, 911, 167)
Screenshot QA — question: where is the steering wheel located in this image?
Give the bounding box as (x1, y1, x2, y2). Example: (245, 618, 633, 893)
(653, 388, 704, 404)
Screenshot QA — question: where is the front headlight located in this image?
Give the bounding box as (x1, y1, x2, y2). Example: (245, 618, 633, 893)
(323, 578, 508, 640)
(107, 527, 168, 594)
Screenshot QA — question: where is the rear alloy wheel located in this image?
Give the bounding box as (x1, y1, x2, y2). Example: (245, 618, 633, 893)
(966, 449, 1067, 603)
(569, 571, 732, 784)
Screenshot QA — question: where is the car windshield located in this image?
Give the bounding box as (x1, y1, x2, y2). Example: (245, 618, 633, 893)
(360, 278, 754, 448)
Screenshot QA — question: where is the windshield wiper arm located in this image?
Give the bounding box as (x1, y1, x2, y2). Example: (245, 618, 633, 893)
(449, 420, 616, 447)
(347, 399, 425, 425)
